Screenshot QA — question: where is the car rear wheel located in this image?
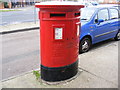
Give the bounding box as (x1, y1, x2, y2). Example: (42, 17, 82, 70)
(114, 30, 120, 41)
(79, 37, 91, 54)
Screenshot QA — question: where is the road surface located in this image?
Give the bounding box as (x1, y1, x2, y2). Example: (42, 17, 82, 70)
(0, 6, 39, 26)
(2, 30, 40, 80)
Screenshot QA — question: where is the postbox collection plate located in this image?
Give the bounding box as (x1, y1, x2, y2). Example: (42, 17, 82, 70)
(55, 28, 63, 40)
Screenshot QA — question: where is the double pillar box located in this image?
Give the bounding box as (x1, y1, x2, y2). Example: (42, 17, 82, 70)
(35, 1, 84, 82)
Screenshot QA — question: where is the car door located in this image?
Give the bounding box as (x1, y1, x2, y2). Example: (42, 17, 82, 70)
(108, 8, 119, 38)
(92, 8, 111, 43)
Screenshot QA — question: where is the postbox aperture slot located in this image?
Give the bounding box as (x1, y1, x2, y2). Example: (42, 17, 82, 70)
(75, 12, 80, 17)
(50, 13, 66, 18)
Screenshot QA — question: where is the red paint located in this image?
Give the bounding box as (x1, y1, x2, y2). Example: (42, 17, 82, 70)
(35, 3, 84, 67)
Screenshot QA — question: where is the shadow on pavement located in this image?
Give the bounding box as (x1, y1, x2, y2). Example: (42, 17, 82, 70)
(90, 38, 116, 51)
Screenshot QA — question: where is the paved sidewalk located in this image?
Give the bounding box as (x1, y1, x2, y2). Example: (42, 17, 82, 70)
(2, 41, 118, 88)
(0, 21, 39, 34)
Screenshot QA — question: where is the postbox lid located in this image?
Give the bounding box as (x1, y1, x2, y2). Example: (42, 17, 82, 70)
(35, 1, 84, 9)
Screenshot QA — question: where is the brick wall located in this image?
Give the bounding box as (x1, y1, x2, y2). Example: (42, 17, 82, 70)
(0, 2, 4, 9)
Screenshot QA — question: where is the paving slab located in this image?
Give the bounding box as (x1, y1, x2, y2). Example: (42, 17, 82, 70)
(2, 72, 58, 88)
(2, 68, 117, 88)
(79, 41, 118, 85)
(59, 69, 117, 88)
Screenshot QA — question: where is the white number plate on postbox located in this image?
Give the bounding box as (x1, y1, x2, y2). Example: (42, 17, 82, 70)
(55, 28, 63, 40)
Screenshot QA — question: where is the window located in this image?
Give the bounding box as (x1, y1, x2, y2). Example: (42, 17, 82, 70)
(110, 9, 119, 19)
(81, 8, 96, 21)
(98, 9, 109, 21)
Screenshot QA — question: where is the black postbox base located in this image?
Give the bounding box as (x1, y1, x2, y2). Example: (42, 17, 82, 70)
(41, 60, 78, 82)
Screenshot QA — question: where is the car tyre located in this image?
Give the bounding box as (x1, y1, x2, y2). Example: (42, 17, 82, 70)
(79, 37, 91, 54)
(114, 30, 120, 41)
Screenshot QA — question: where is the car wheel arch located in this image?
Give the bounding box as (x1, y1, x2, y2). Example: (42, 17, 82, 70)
(80, 35, 92, 43)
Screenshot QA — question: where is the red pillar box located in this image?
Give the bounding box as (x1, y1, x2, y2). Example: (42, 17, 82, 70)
(35, 1, 84, 82)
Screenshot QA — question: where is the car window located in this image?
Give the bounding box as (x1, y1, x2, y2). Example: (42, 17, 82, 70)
(81, 8, 96, 21)
(98, 9, 109, 21)
(110, 9, 119, 19)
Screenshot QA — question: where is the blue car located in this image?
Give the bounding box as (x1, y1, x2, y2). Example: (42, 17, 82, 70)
(79, 6, 120, 53)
